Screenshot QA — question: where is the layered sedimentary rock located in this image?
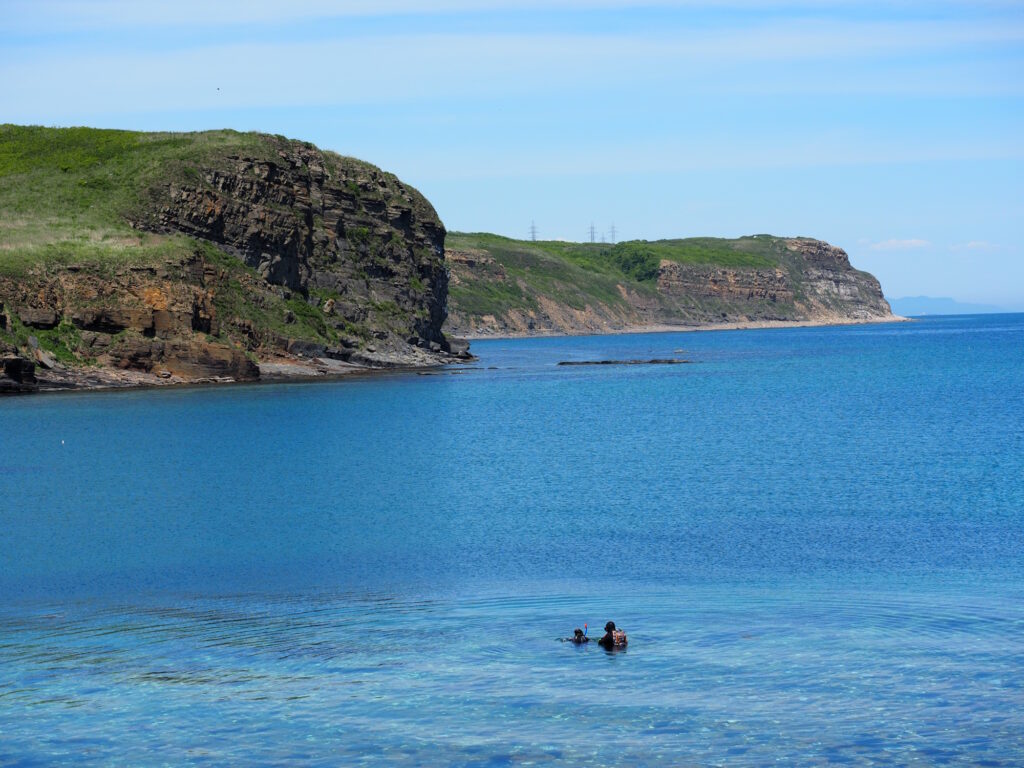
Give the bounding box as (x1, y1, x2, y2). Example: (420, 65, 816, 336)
(1, 129, 464, 393)
(778, 238, 891, 321)
(142, 143, 449, 350)
(656, 263, 794, 306)
(0, 257, 259, 387)
(445, 235, 895, 336)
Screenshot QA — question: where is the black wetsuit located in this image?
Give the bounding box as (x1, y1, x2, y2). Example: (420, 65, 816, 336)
(599, 630, 626, 648)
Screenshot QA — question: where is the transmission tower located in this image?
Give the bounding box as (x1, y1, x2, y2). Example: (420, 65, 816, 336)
(610, 223, 617, 244)
(530, 220, 537, 242)
(589, 223, 596, 243)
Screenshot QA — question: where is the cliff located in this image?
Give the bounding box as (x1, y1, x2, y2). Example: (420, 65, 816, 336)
(0, 125, 468, 394)
(444, 233, 895, 337)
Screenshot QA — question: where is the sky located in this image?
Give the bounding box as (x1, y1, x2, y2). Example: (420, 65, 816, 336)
(2, 1, 1023, 307)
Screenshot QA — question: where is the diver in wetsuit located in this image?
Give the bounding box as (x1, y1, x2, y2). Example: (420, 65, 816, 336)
(561, 627, 589, 644)
(598, 621, 627, 648)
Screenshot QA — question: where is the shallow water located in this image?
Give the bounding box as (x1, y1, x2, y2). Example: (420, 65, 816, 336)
(2, 314, 1023, 765)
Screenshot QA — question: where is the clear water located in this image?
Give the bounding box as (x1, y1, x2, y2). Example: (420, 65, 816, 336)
(1, 314, 1022, 766)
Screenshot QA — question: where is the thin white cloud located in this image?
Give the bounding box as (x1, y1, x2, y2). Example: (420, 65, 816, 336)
(950, 240, 1002, 251)
(4, 1, 1018, 33)
(4, 18, 1023, 119)
(870, 239, 931, 250)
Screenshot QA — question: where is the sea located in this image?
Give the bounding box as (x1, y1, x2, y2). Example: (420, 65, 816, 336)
(1, 313, 1022, 766)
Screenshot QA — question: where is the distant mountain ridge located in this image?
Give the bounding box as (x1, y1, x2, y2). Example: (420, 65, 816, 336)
(444, 232, 897, 337)
(888, 296, 1005, 316)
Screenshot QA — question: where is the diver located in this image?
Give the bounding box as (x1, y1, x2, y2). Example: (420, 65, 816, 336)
(561, 627, 590, 644)
(598, 621, 627, 648)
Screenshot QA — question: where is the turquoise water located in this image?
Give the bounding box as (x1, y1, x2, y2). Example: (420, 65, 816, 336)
(1, 314, 1022, 765)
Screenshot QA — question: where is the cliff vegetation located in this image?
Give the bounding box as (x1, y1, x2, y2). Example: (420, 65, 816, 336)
(445, 232, 896, 336)
(0, 125, 464, 392)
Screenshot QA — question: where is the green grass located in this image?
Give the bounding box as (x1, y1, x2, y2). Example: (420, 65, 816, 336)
(0, 124, 386, 278)
(450, 279, 535, 317)
(448, 232, 778, 285)
(0, 125, 259, 276)
(445, 232, 796, 324)
(446, 233, 645, 317)
(3, 314, 87, 365)
(0, 124, 450, 362)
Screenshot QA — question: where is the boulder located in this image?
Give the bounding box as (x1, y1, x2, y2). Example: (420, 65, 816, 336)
(80, 331, 111, 351)
(323, 345, 353, 361)
(286, 339, 327, 358)
(446, 336, 471, 358)
(17, 307, 58, 329)
(107, 338, 163, 371)
(160, 339, 259, 381)
(72, 308, 154, 334)
(33, 347, 59, 369)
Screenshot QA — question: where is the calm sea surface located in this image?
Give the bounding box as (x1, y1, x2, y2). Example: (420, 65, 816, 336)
(1, 314, 1022, 766)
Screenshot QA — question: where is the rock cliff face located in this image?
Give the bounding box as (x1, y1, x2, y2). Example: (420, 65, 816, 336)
(141, 143, 449, 349)
(0, 128, 465, 394)
(0, 257, 258, 385)
(778, 238, 891, 321)
(656, 263, 795, 310)
(444, 234, 895, 337)
(655, 238, 892, 323)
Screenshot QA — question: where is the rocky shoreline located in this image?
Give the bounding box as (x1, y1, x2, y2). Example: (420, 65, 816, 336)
(457, 314, 909, 342)
(2, 315, 907, 395)
(1, 349, 470, 396)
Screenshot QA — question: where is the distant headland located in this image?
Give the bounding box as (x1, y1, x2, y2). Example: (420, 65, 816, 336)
(444, 232, 897, 339)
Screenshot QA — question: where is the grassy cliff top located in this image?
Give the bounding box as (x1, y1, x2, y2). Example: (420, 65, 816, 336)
(448, 231, 786, 281)
(445, 231, 800, 319)
(0, 125, 392, 276)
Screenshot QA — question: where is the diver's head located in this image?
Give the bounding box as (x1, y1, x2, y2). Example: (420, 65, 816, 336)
(604, 621, 616, 632)
(574, 628, 584, 638)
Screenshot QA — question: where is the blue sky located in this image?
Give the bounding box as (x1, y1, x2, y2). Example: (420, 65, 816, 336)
(3, 1, 1023, 307)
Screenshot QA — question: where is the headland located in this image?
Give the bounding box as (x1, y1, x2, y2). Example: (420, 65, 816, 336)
(1, 125, 898, 394)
